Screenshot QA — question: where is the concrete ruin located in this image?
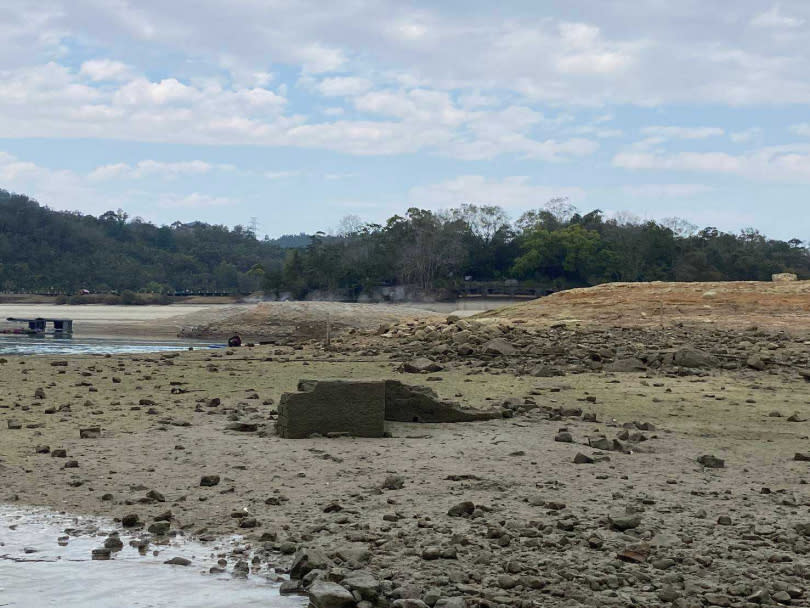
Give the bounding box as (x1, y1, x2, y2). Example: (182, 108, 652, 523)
(276, 379, 500, 438)
(276, 380, 386, 439)
(383, 380, 500, 423)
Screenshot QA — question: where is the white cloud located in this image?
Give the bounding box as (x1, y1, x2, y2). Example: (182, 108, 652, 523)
(79, 59, 133, 81)
(751, 5, 805, 28)
(316, 77, 373, 97)
(641, 126, 725, 139)
(613, 144, 810, 182)
(623, 183, 714, 197)
(263, 170, 301, 179)
(791, 123, 810, 136)
(159, 192, 235, 207)
(730, 127, 762, 143)
(409, 175, 585, 210)
(88, 160, 234, 181)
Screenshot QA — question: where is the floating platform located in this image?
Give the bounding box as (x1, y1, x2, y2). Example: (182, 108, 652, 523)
(4, 317, 73, 336)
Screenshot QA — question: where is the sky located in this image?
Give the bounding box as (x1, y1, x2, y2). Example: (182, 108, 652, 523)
(2, 1, 810, 240)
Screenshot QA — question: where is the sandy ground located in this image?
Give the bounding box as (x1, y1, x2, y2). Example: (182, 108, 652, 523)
(2, 339, 810, 607)
(480, 280, 810, 332)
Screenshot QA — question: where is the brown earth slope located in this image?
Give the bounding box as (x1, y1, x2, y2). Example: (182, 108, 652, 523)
(478, 280, 810, 332)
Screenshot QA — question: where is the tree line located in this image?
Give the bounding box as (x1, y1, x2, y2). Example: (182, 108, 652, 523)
(0, 189, 808, 298)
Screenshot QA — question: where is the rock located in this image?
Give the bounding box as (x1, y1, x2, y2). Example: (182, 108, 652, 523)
(434, 599, 466, 608)
(698, 454, 725, 469)
(606, 358, 646, 372)
(482, 338, 517, 356)
(290, 547, 332, 580)
(200, 475, 220, 487)
(794, 453, 810, 461)
(148, 521, 170, 535)
(673, 348, 718, 368)
(717, 515, 732, 526)
(530, 364, 565, 377)
(7, 420, 22, 430)
(104, 534, 124, 550)
(746, 354, 766, 370)
(79, 427, 101, 439)
(164, 556, 191, 566)
(307, 581, 355, 608)
(279, 580, 302, 595)
(146, 489, 166, 502)
(342, 571, 380, 601)
(382, 474, 405, 490)
(573, 452, 594, 464)
(589, 437, 624, 452)
(226, 422, 258, 432)
(554, 431, 573, 443)
(35, 445, 50, 454)
(609, 514, 642, 531)
(497, 574, 519, 589)
(51, 449, 67, 458)
(121, 513, 140, 528)
(91, 548, 111, 560)
(447, 501, 475, 517)
(421, 546, 441, 560)
(401, 358, 444, 373)
(34, 387, 46, 399)
(391, 601, 430, 608)
(239, 517, 258, 529)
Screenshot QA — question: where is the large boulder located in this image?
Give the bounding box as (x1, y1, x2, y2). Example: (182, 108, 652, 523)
(290, 547, 333, 580)
(482, 338, 517, 356)
(308, 581, 355, 608)
(672, 348, 718, 368)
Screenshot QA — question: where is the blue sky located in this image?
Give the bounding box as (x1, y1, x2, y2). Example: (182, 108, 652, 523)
(2, 1, 810, 240)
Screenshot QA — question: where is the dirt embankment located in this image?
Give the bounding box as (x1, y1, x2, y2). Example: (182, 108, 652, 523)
(478, 280, 810, 331)
(179, 301, 444, 342)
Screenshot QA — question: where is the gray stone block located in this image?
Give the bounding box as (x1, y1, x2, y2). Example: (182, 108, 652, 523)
(277, 380, 386, 438)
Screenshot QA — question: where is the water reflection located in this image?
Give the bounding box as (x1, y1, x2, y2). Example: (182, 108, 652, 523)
(0, 505, 305, 608)
(0, 335, 220, 356)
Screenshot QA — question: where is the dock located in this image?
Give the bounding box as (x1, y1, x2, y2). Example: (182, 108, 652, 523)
(3, 317, 73, 335)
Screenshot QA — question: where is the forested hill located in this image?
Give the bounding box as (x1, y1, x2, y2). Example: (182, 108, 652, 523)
(0, 190, 283, 294)
(1, 189, 809, 297)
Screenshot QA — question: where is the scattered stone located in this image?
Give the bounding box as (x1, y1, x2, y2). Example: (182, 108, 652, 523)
(382, 474, 405, 490)
(79, 427, 101, 439)
(200, 475, 220, 487)
(447, 501, 475, 517)
(164, 556, 191, 566)
(401, 358, 444, 373)
(698, 454, 725, 469)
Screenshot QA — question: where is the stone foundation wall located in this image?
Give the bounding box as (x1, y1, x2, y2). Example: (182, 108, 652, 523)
(277, 380, 386, 439)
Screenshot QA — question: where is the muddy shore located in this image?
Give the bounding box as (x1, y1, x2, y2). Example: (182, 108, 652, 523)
(2, 315, 810, 607)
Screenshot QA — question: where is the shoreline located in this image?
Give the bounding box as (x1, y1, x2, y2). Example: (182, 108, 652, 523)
(2, 324, 810, 607)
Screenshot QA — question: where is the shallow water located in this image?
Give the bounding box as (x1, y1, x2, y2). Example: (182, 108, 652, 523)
(0, 505, 305, 608)
(0, 335, 219, 356)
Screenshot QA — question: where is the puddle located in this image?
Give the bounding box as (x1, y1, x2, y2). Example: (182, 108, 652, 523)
(0, 505, 306, 608)
(0, 335, 219, 356)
